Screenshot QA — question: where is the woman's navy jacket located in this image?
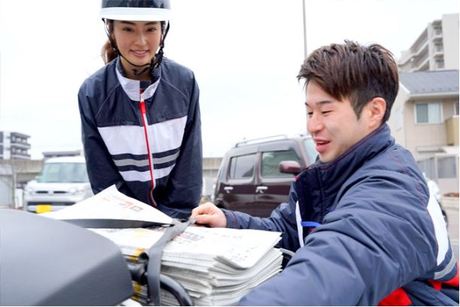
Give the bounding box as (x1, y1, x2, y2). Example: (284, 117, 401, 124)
(78, 57, 202, 219)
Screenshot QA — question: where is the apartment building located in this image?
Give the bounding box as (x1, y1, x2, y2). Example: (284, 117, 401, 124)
(390, 13, 459, 195)
(399, 13, 459, 72)
(389, 70, 459, 193)
(0, 131, 31, 160)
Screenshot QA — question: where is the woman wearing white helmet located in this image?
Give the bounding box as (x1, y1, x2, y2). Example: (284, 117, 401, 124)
(78, 0, 202, 219)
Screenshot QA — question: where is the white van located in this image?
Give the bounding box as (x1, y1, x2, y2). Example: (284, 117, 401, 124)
(24, 156, 93, 213)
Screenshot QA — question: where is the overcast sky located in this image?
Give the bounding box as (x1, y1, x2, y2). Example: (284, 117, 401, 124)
(0, 0, 458, 159)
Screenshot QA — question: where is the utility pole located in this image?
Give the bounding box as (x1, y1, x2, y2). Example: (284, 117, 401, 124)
(302, 0, 308, 59)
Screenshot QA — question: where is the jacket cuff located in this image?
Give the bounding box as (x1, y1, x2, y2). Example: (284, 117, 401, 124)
(222, 209, 240, 229)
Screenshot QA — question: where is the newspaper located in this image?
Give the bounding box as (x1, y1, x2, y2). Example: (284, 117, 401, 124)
(43, 185, 173, 225)
(93, 226, 281, 269)
(93, 225, 282, 305)
(44, 185, 283, 305)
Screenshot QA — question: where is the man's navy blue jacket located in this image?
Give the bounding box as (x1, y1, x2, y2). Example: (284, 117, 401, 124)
(78, 57, 202, 219)
(224, 124, 458, 305)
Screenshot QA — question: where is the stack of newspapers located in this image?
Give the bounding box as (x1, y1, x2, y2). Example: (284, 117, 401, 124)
(44, 185, 283, 305)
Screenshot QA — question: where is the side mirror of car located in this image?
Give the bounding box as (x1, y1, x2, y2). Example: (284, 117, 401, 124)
(279, 160, 301, 175)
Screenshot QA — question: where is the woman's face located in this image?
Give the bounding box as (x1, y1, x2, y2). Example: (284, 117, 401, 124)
(112, 20, 162, 77)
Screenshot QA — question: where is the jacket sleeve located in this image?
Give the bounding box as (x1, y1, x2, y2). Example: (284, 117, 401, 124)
(239, 171, 438, 305)
(78, 82, 131, 196)
(224, 183, 300, 251)
(157, 75, 202, 217)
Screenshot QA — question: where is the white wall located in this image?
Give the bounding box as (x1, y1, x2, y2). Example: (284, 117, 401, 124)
(442, 14, 459, 70)
(0, 175, 13, 207)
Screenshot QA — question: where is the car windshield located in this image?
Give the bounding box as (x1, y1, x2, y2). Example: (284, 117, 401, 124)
(38, 163, 89, 183)
(304, 138, 318, 164)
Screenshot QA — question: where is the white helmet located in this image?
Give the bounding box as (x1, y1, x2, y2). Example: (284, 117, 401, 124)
(100, 0, 171, 22)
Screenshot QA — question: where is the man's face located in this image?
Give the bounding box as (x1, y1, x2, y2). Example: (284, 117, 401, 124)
(305, 81, 373, 163)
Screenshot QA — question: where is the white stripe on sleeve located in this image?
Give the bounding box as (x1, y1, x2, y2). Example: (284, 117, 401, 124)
(295, 201, 304, 248)
(426, 192, 449, 265)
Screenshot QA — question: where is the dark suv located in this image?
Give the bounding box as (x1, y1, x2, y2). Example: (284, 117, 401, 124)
(213, 135, 317, 217)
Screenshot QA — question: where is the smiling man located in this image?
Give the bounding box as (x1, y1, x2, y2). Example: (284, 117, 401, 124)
(192, 41, 458, 305)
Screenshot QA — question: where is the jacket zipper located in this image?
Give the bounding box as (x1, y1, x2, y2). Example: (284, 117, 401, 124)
(139, 92, 157, 206)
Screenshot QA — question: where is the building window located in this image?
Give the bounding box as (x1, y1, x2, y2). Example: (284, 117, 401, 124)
(434, 43, 443, 52)
(415, 103, 442, 124)
(435, 59, 445, 69)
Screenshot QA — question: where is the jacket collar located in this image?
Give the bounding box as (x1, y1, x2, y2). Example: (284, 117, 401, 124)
(114, 57, 160, 102)
(295, 124, 394, 220)
(316, 123, 394, 179)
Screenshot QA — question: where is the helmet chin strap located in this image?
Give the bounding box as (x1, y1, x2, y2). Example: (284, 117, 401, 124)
(149, 22, 169, 80)
(125, 59, 150, 77)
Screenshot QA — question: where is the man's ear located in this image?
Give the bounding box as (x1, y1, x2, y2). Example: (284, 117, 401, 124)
(366, 97, 386, 128)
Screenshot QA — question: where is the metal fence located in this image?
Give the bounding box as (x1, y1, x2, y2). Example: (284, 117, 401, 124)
(417, 153, 459, 194)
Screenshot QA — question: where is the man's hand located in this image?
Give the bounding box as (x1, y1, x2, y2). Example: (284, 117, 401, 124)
(191, 202, 227, 227)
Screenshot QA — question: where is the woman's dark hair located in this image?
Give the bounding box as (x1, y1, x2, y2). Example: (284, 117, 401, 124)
(101, 20, 117, 64)
(297, 40, 399, 122)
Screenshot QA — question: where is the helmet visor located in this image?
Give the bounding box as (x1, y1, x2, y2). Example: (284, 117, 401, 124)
(100, 0, 171, 21)
(100, 7, 171, 21)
